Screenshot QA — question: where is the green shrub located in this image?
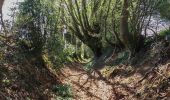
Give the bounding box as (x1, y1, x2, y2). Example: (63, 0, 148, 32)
(52, 84, 73, 100)
(46, 34, 71, 69)
(159, 29, 170, 37)
(158, 0, 170, 20)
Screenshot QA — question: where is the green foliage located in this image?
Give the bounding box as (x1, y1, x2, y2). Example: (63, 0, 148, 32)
(0, 65, 8, 82)
(84, 60, 94, 71)
(158, 0, 170, 20)
(53, 84, 73, 100)
(62, 0, 115, 58)
(61, 0, 161, 58)
(159, 29, 170, 37)
(17, 0, 47, 54)
(46, 34, 71, 68)
(16, 0, 72, 68)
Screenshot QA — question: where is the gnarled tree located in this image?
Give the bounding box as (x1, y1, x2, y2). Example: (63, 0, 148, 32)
(60, 0, 162, 68)
(62, 0, 114, 59)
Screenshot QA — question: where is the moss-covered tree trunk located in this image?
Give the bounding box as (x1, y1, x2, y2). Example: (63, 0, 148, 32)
(63, 0, 113, 59)
(120, 0, 131, 50)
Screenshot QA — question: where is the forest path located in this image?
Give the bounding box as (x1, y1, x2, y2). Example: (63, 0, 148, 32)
(59, 63, 143, 100)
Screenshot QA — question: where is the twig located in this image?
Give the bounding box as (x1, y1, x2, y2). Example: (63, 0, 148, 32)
(138, 67, 155, 83)
(154, 70, 169, 79)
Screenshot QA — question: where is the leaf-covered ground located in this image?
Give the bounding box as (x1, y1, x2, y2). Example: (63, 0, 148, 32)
(1, 61, 170, 100)
(59, 62, 170, 100)
(1, 41, 170, 100)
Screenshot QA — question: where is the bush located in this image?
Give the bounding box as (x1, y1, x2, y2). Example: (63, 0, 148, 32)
(158, 0, 170, 20)
(159, 29, 170, 37)
(52, 84, 73, 100)
(46, 34, 70, 69)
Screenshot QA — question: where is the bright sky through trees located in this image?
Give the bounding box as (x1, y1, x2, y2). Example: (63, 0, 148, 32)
(2, 0, 23, 20)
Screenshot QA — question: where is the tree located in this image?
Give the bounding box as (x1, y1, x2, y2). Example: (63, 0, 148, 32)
(112, 0, 161, 57)
(0, 0, 7, 39)
(17, 0, 59, 66)
(62, 0, 161, 60)
(62, 0, 114, 59)
(0, 0, 4, 12)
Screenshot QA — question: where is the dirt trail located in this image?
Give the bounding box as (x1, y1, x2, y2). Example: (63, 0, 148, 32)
(59, 62, 170, 100)
(59, 63, 141, 100)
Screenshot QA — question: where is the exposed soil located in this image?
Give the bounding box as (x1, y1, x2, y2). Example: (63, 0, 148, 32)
(58, 62, 170, 100)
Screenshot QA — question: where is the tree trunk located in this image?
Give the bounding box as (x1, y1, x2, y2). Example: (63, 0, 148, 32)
(91, 46, 102, 58)
(83, 37, 103, 59)
(0, 0, 4, 13)
(120, 0, 131, 49)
